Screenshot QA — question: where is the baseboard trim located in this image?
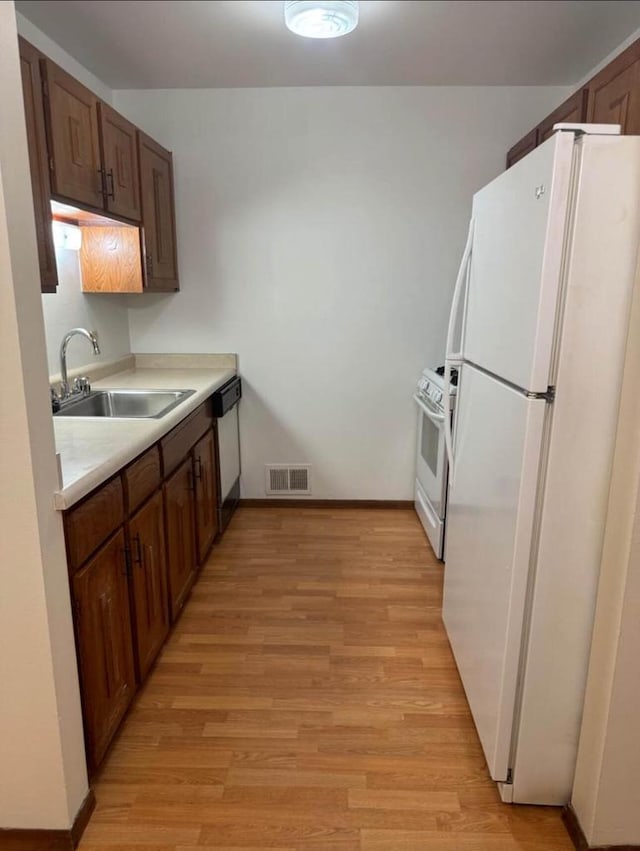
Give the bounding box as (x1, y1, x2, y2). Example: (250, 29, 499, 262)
(562, 805, 640, 850)
(70, 790, 96, 847)
(0, 790, 96, 850)
(239, 499, 414, 509)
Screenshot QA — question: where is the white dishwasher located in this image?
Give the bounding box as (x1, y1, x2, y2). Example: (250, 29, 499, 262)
(212, 376, 241, 531)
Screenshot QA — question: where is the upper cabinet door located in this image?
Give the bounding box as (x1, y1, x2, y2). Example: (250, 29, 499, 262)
(538, 89, 588, 144)
(18, 38, 57, 293)
(41, 58, 103, 209)
(98, 103, 141, 222)
(138, 131, 179, 291)
(506, 128, 539, 170)
(587, 40, 640, 134)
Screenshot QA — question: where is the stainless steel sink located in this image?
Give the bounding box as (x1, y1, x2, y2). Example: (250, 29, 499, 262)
(55, 389, 196, 419)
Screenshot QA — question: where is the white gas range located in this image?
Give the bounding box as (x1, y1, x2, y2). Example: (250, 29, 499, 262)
(413, 366, 457, 560)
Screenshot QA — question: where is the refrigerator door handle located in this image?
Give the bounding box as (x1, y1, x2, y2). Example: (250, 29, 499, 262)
(444, 217, 475, 474)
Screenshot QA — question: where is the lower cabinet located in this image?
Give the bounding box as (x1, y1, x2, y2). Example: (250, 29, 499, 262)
(65, 399, 228, 773)
(164, 456, 197, 621)
(128, 491, 169, 681)
(193, 427, 219, 563)
(72, 530, 136, 770)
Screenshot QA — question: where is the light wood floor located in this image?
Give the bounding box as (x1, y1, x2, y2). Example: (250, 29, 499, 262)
(80, 507, 573, 851)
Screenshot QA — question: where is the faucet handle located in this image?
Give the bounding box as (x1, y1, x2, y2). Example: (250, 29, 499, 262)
(73, 376, 91, 396)
(50, 387, 61, 413)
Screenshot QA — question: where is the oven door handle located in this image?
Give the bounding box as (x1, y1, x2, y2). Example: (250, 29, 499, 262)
(413, 394, 445, 423)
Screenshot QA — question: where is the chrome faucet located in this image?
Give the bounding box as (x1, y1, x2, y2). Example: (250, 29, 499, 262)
(58, 328, 101, 400)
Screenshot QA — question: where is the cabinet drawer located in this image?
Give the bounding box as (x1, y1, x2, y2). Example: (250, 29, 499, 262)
(161, 400, 213, 477)
(65, 477, 124, 572)
(124, 445, 161, 513)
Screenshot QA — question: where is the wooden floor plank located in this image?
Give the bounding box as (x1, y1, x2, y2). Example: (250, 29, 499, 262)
(81, 507, 572, 850)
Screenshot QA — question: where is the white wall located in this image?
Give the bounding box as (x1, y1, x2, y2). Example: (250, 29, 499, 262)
(0, 2, 88, 829)
(42, 243, 132, 377)
(116, 85, 568, 499)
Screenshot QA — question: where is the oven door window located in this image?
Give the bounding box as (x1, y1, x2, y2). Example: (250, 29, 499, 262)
(420, 411, 441, 477)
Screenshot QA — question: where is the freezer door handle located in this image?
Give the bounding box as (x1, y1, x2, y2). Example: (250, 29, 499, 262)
(446, 216, 474, 364)
(444, 217, 475, 475)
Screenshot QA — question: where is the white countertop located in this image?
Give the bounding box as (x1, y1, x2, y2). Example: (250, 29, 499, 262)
(53, 364, 236, 510)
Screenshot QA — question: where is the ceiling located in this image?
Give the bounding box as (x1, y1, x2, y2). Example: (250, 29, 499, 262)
(15, 0, 640, 89)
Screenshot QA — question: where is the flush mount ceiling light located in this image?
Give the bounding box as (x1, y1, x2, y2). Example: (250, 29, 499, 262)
(284, 0, 359, 39)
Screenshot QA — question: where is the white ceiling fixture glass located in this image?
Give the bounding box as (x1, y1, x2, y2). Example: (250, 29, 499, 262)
(284, 0, 359, 39)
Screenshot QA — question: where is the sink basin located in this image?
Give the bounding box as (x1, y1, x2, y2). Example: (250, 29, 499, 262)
(55, 389, 196, 419)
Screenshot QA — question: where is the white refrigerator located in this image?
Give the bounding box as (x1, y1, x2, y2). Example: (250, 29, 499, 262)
(442, 127, 640, 805)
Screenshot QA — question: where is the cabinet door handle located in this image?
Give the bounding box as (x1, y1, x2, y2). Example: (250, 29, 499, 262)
(132, 533, 143, 567)
(194, 456, 203, 481)
(186, 469, 196, 494)
(106, 168, 115, 200)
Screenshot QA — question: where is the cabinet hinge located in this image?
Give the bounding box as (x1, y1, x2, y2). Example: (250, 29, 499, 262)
(42, 78, 49, 98)
(48, 156, 55, 173)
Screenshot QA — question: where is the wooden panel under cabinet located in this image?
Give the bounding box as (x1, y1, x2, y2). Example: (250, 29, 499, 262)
(79, 225, 143, 293)
(98, 102, 141, 221)
(587, 39, 640, 134)
(164, 457, 196, 621)
(506, 128, 539, 169)
(41, 58, 103, 209)
(193, 428, 219, 564)
(138, 131, 179, 291)
(538, 89, 589, 144)
(18, 37, 57, 293)
(124, 445, 162, 513)
(73, 529, 136, 770)
(65, 476, 124, 572)
(128, 491, 169, 680)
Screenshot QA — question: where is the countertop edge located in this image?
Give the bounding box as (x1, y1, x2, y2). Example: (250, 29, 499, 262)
(53, 367, 237, 511)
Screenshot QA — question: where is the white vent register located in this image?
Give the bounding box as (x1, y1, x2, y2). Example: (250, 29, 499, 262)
(266, 465, 311, 495)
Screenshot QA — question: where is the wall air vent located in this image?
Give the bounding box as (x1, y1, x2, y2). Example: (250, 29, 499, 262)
(265, 465, 312, 495)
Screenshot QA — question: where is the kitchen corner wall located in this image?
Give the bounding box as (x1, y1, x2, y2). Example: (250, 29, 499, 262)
(41, 245, 132, 376)
(116, 85, 567, 499)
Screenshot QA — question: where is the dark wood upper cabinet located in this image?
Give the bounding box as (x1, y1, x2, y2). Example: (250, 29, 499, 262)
(98, 102, 141, 221)
(18, 37, 57, 293)
(506, 128, 539, 169)
(41, 58, 103, 209)
(193, 428, 218, 564)
(587, 39, 640, 134)
(538, 89, 589, 144)
(73, 529, 136, 770)
(164, 457, 196, 621)
(128, 491, 169, 681)
(19, 37, 181, 295)
(506, 38, 640, 167)
(138, 131, 179, 292)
